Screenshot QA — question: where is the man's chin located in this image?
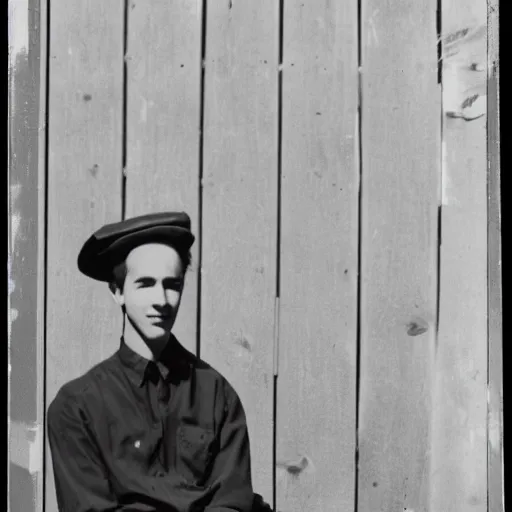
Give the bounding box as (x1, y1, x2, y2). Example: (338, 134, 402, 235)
(145, 323, 173, 339)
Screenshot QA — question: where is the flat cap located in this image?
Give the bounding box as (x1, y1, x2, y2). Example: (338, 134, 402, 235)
(77, 211, 195, 282)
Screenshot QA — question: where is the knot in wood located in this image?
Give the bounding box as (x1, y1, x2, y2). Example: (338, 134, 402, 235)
(406, 318, 429, 336)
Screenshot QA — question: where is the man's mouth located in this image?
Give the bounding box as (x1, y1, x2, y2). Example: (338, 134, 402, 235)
(147, 315, 170, 321)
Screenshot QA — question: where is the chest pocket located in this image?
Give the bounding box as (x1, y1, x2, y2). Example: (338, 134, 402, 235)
(176, 424, 215, 486)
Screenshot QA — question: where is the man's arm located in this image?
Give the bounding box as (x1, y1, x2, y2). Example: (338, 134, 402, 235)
(203, 381, 254, 512)
(47, 391, 152, 512)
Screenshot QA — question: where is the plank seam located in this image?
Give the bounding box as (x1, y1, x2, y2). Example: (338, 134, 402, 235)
(196, 0, 208, 359)
(272, 299, 279, 512)
(354, 0, 363, 509)
(276, 0, 284, 301)
(435, 0, 443, 344)
(274, 1, 284, 508)
(42, 0, 51, 508)
(437, 1, 442, 85)
(121, 0, 129, 220)
(273, 298, 280, 377)
(272, 372, 278, 512)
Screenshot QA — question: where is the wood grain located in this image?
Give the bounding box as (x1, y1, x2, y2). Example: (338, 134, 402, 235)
(487, 2, 503, 510)
(357, 1, 440, 511)
(276, 1, 359, 510)
(125, 0, 202, 354)
(430, 2, 488, 510)
(200, 0, 278, 502)
(45, 1, 124, 510)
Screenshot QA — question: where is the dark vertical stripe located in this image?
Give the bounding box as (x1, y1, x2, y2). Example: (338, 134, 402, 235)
(435, 0, 443, 344)
(273, 1, 284, 510)
(196, 0, 208, 359)
(354, 0, 363, 509)
(276, 0, 284, 302)
(43, 0, 51, 508)
(121, 0, 129, 220)
(437, 1, 442, 84)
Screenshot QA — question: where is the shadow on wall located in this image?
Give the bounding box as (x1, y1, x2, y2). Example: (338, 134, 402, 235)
(9, 464, 36, 512)
(9, 46, 42, 512)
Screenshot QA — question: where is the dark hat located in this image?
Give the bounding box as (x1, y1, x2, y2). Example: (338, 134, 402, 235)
(77, 211, 195, 282)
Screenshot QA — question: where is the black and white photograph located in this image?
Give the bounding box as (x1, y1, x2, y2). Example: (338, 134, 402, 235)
(8, 0, 501, 511)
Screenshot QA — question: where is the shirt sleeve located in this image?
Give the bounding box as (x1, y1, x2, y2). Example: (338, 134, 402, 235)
(47, 390, 145, 512)
(203, 380, 254, 512)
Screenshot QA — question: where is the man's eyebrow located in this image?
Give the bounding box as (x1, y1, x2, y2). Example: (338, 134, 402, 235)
(133, 276, 155, 284)
(133, 276, 183, 283)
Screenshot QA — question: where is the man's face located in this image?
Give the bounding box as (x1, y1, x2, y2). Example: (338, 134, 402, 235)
(114, 243, 184, 341)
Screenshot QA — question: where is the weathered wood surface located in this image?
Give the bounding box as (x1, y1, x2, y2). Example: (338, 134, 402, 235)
(430, 1, 488, 510)
(45, 1, 124, 510)
(487, 1, 503, 510)
(8, 0, 46, 510)
(125, 0, 202, 354)
(357, 1, 440, 511)
(199, 0, 278, 502)
(276, 1, 359, 510)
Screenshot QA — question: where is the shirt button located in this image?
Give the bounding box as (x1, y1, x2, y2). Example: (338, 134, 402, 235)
(134, 440, 141, 449)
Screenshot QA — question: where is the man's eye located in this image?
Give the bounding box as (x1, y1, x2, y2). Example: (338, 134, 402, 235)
(164, 280, 183, 291)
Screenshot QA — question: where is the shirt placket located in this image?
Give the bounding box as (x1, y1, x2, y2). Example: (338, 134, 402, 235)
(146, 362, 170, 475)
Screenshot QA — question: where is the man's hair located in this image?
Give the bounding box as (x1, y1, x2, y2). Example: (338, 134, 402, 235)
(109, 247, 192, 292)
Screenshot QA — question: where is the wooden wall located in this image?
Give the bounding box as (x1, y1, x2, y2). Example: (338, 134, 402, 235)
(8, 0, 501, 511)
(8, 0, 46, 510)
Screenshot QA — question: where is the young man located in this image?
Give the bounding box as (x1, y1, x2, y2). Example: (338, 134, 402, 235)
(47, 212, 270, 512)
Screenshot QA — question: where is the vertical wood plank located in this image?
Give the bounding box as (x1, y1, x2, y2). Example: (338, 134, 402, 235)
(125, 0, 202, 354)
(487, 1, 503, 510)
(431, 2, 488, 510)
(358, 1, 440, 510)
(200, 0, 278, 502)
(276, 1, 359, 510)
(8, 0, 46, 510)
(45, 1, 124, 510)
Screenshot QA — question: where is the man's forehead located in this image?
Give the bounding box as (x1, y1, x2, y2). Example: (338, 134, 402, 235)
(125, 243, 183, 271)
(128, 242, 179, 256)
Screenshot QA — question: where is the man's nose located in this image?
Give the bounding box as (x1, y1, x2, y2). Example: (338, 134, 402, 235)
(152, 284, 169, 306)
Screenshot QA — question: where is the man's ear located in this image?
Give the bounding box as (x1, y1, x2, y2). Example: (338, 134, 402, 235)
(108, 282, 125, 306)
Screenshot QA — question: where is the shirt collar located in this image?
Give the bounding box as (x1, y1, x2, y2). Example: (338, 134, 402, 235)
(117, 334, 194, 387)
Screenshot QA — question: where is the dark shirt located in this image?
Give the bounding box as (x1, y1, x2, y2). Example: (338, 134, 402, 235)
(47, 336, 254, 512)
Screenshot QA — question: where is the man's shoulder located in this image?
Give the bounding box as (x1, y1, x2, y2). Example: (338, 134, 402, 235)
(192, 354, 240, 401)
(192, 353, 227, 381)
(47, 353, 118, 418)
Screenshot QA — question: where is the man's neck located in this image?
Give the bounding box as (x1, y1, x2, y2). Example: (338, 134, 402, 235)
(123, 320, 170, 361)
